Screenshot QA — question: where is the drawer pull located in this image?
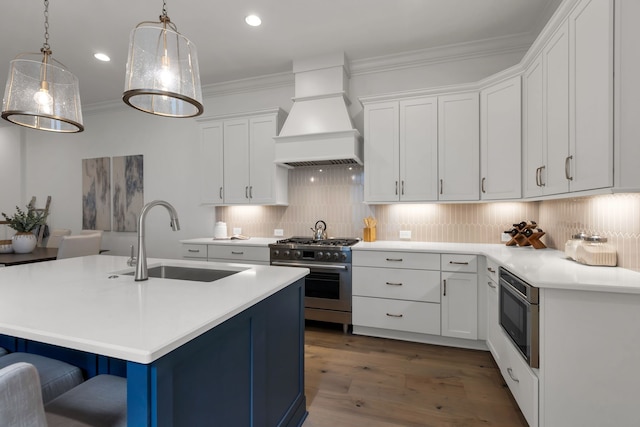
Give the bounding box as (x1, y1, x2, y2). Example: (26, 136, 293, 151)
(443, 279, 447, 296)
(385, 282, 403, 286)
(487, 281, 496, 289)
(385, 258, 403, 262)
(231, 251, 244, 255)
(449, 261, 469, 265)
(188, 249, 201, 253)
(487, 267, 496, 273)
(507, 368, 520, 383)
(386, 313, 403, 318)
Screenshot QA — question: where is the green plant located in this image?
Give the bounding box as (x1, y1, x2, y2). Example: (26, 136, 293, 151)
(1, 205, 47, 233)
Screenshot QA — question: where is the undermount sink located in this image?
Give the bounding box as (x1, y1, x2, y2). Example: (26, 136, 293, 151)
(120, 265, 242, 282)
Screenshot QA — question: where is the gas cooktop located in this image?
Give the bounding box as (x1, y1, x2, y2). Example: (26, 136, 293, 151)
(271, 237, 360, 247)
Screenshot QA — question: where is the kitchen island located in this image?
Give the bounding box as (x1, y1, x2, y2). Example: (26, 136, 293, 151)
(0, 255, 309, 426)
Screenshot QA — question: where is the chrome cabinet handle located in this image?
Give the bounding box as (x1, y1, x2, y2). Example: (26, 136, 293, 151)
(565, 155, 573, 181)
(487, 267, 496, 273)
(188, 249, 200, 253)
(219, 187, 223, 200)
(440, 179, 443, 195)
(535, 167, 541, 187)
(539, 165, 546, 187)
(231, 251, 244, 255)
(385, 282, 403, 286)
(401, 180, 405, 195)
(507, 368, 520, 383)
(386, 313, 403, 318)
(249, 186, 253, 198)
(488, 281, 496, 289)
(395, 180, 398, 195)
(443, 279, 447, 296)
(245, 186, 249, 198)
(481, 177, 486, 193)
(385, 258, 403, 262)
(449, 261, 469, 265)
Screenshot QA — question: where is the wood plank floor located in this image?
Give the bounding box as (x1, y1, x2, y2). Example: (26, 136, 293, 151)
(303, 322, 528, 427)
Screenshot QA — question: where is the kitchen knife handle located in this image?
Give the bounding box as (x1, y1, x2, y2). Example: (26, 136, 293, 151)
(565, 155, 573, 181)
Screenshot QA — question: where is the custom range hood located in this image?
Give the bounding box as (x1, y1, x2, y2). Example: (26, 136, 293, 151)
(274, 53, 362, 167)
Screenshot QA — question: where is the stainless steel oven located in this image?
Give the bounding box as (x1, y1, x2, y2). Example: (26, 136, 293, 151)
(269, 237, 358, 333)
(499, 267, 539, 368)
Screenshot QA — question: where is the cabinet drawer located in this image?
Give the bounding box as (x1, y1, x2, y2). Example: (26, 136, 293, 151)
(500, 334, 539, 427)
(207, 245, 269, 262)
(182, 244, 207, 259)
(441, 254, 477, 273)
(353, 296, 441, 335)
(486, 257, 499, 283)
(353, 267, 440, 303)
(353, 251, 440, 270)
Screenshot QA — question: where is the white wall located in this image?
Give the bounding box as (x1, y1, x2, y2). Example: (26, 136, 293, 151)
(0, 125, 24, 240)
(18, 48, 524, 259)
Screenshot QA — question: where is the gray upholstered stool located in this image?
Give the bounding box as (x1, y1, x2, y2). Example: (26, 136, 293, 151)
(0, 352, 83, 404)
(0, 347, 7, 357)
(45, 375, 127, 427)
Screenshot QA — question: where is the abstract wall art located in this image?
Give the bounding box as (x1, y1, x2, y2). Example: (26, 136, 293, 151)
(82, 157, 111, 231)
(112, 155, 144, 232)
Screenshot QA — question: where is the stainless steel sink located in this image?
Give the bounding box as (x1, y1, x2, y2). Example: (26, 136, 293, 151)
(121, 265, 241, 282)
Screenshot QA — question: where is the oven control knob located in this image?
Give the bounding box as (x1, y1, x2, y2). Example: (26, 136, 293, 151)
(317, 252, 323, 259)
(332, 252, 340, 261)
(341, 253, 347, 261)
(324, 252, 332, 260)
(284, 250, 290, 258)
(273, 250, 280, 258)
(294, 251, 301, 258)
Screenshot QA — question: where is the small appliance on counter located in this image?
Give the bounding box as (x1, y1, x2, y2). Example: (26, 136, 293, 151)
(570, 234, 617, 267)
(504, 221, 546, 249)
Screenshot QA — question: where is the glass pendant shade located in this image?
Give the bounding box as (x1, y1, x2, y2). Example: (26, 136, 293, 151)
(2, 53, 84, 132)
(123, 22, 203, 118)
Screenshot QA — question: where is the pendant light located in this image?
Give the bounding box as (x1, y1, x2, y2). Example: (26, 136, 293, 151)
(1, 0, 84, 132)
(123, 0, 203, 118)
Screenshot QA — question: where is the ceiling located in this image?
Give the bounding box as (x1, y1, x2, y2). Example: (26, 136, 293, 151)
(0, 0, 562, 107)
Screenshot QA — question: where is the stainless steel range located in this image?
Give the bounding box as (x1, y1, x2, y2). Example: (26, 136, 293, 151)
(269, 237, 359, 332)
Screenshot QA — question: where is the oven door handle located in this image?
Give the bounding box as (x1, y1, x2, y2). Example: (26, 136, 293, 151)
(271, 261, 348, 271)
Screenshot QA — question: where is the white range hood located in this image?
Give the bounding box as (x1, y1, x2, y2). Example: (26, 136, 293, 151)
(274, 53, 362, 166)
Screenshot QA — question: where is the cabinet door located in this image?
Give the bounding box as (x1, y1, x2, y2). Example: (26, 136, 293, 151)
(569, 0, 613, 192)
(480, 77, 522, 200)
(441, 271, 478, 340)
(522, 55, 544, 198)
(543, 21, 570, 196)
(223, 119, 251, 204)
(199, 121, 225, 204)
(399, 97, 438, 201)
(364, 102, 400, 202)
(248, 115, 278, 204)
(485, 279, 502, 363)
(438, 92, 479, 201)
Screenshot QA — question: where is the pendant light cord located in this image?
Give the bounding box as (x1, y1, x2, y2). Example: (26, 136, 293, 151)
(41, 0, 51, 54)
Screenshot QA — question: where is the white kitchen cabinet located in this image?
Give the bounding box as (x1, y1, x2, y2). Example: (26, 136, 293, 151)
(441, 254, 478, 340)
(182, 242, 269, 265)
(198, 108, 288, 206)
(363, 97, 438, 202)
(567, 0, 613, 192)
(484, 258, 502, 364)
(438, 92, 479, 201)
(199, 122, 224, 204)
(480, 76, 521, 200)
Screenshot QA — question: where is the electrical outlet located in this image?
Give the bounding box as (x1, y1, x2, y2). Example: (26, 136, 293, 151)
(233, 227, 242, 235)
(274, 229, 284, 237)
(501, 232, 511, 242)
(399, 230, 411, 240)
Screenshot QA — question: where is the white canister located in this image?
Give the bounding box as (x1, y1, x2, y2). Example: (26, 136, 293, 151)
(214, 222, 228, 239)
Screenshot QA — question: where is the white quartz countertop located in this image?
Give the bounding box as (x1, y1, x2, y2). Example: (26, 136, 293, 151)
(181, 237, 279, 246)
(354, 241, 640, 294)
(0, 255, 308, 364)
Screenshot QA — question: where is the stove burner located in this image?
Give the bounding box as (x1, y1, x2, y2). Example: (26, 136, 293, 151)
(275, 237, 360, 247)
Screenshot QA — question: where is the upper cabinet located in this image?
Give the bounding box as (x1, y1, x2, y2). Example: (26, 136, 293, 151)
(362, 92, 478, 203)
(198, 108, 289, 206)
(524, 0, 613, 197)
(480, 76, 522, 200)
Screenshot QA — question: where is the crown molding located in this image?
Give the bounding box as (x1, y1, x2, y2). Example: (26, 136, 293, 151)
(201, 72, 294, 97)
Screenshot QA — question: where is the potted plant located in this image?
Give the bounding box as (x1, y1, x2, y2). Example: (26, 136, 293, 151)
(1, 205, 47, 254)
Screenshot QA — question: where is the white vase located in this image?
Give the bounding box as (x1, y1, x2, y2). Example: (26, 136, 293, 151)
(12, 232, 37, 254)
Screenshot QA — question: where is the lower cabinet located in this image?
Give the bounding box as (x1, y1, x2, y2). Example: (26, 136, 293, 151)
(182, 243, 269, 265)
(441, 271, 478, 339)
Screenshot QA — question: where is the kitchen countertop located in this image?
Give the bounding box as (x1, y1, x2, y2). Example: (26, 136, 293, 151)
(181, 237, 279, 246)
(0, 255, 308, 364)
(354, 241, 640, 294)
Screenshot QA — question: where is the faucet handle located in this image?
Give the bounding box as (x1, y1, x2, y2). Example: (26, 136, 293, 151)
(127, 245, 137, 267)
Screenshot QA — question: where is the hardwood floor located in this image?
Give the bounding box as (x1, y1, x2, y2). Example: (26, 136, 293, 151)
(303, 322, 528, 427)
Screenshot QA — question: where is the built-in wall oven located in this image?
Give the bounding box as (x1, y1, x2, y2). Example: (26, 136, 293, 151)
(269, 237, 359, 333)
(499, 267, 539, 368)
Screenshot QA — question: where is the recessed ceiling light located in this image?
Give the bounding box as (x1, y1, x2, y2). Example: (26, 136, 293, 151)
(245, 15, 262, 27)
(94, 53, 111, 62)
